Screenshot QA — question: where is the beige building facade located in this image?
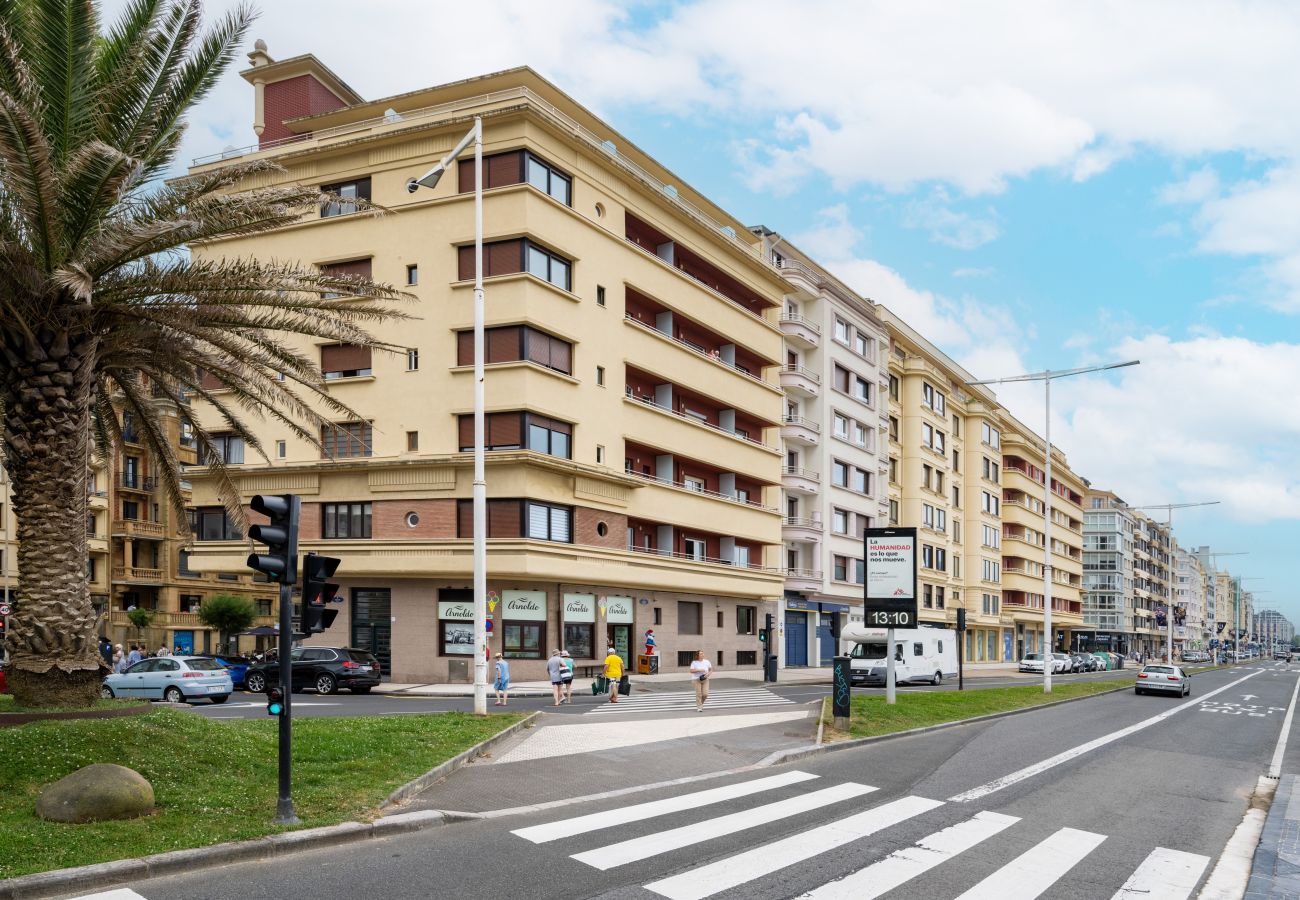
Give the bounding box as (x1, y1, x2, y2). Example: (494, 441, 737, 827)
(184, 59, 786, 681)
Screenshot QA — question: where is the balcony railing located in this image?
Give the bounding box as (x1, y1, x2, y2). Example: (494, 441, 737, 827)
(780, 364, 821, 384)
(112, 566, 164, 583)
(782, 466, 821, 481)
(626, 543, 779, 572)
(785, 567, 823, 582)
(116, 474, 157, 491)
(783, 516, 823, 531)
(778, 313, 821, 334)
(775, 258, 821, 284)
(623, 314, 772, 387)
(624, 468, 777, 512)
(625, 393, 777, 450)
(112, 518, 167, 539)
(782, 415, 821, 433)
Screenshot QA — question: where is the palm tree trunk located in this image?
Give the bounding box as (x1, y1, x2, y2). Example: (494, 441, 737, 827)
(1, 329, 102, 707)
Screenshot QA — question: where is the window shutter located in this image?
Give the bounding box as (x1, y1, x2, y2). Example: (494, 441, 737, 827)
(487, 239, 523, 276)
(833, 365, 850, 392)
(527, 502, 549, 539)
(456, 330, 473, 366)
(320, 343, 372, 374)
(487, 326, 522, 363)
(488, 412, 523, 447)
(456, 500, 472, 537)
(457, 158, 474, 194)
(457, 415, 473, 450)
(525, 328, 551, 368)
(487, 150, 523, 188)
(458, 245, 474, 281)
(356, 178, 372, 202)
(548, 336, 572, 374)
(321, 258, 372, 279)
(198, 369, 223, 390)
(490, 500, 522, 538)
(550, 506, 571, 542)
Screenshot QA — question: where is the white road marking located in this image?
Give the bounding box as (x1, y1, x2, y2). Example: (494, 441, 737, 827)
(954, 827, 1106, 899)
(800, 811, 1020, 899)
(574, 782, 877, 870)
(586, 687, 794, 714)
(64, 890, 148, 900)
(949, 670, 1262, 802)
(511, 771, 819, 843)
(1112, 846, 1210, 899)
(1268, 673, 1300, 777)
(643, 795, 943, 900)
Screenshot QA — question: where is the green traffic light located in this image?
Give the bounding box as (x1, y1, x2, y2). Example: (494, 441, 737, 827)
(268, 702, 282, 715)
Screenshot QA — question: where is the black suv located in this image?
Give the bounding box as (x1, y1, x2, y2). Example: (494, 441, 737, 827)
(244, 647, 382, 695)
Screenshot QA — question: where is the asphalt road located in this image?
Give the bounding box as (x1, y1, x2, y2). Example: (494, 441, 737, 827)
(86, 660, 1299, 900)
(185, 665, 1140, 720)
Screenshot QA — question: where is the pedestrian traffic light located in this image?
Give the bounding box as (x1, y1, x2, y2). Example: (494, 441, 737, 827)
(758, 627, 768, 643)
(247, 494, 300, 585)
(301, 553, 341, 634)
(829, 613, 842, 642)
(266, 686, 284, 716)
(760, 613, 775, 647)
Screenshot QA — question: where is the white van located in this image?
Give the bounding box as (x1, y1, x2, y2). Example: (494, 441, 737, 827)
(841, 625, 959, 686)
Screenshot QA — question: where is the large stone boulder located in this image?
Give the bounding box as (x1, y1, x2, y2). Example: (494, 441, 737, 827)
(35, 763, 155, 823)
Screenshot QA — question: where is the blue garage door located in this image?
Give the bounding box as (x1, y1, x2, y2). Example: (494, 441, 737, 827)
(786, 611, 808, 667)
(817, 619, 835, 666)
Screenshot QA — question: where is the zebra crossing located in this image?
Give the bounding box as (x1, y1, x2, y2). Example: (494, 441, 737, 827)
(509, 770, 1213, 900)
(586, 686, 795, 714)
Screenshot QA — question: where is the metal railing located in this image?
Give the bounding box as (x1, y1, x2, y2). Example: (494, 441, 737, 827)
(778, 313, 822, 335)
(781, 415, 821, 433)
(775, 258, 821, 284)
(782, 466, 821, 481)
(784, 567, 823, 580)
(623, 314, 773, 387)
(624, 468, 777, 512)
(117, 474, 157, 491)
(783, 516, 823, 530)
(780, 364, 822, 384)
(625, 393, 777, 450)
(625, 543, 779, 572)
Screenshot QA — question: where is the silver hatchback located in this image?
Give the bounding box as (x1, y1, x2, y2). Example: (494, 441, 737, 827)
(1135, 664, 1190, 696)
(102, 656, 233, 704)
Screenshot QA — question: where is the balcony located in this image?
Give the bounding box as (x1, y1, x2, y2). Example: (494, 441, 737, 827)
(623, 312, 776, 391)
(778, 314, 820, 348)
(623, 468, 778, 513)
(783, 516, 823, 543)
(782, 466, 820, 495)
(625, 544, 777, 573)
(774, 258, 821, 298)
(112, 518, 167, 540)
(623, 393, 779, 459)
(116, 474, 157, 493)
(779, 364, 820, 396)
(785, 568, 823, 592)
(781, 416, 820, 445)
(112, 566, 164, 584)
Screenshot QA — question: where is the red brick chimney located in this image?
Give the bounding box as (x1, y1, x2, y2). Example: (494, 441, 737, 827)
(241, 40, 364, 148)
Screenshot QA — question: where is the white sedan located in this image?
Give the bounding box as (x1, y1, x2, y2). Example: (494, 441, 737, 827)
(102, 656, 232, 704)
(1050, 653, 1072, 673)
(1019, 653, 1045, 673)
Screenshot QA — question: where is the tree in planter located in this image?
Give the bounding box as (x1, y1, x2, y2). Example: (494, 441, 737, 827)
(197, 593, 255, 656)
(125, 607, 154, 643)
(0, 1, 408, 707)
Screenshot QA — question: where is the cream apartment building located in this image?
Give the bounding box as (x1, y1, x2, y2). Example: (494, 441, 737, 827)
(183, 55, 787, 681)
(1131, 511, 1174, 657)
(748, 231, 891, 667)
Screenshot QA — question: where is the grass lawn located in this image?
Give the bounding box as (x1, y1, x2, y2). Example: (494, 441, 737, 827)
(0, 696, 144, 713)
(0, 708, 523, 879)
(825, 680, 1126, 741)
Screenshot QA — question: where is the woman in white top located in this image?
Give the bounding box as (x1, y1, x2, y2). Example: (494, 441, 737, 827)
(689, 650, 713, 711)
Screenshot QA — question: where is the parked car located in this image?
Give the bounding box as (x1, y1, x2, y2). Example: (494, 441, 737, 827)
(1019, 653, 1045, 673)
(194, 655, 251, 689)
(101, 656, 232, 704)
(1072, 653, 1099, 672)
(1275, 651, 1293, 662)
(1135, 664, 1191, 696)
(1050, 653, 1072, 673)
(0, 659, 8, 694)
(244, 647, 382, 695)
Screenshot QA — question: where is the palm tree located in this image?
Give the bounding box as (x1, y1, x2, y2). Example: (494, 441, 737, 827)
(0, 0, 407, 707)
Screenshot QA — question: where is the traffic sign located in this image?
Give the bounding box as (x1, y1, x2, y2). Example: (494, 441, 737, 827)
(863, 527, 918, 628)
(0, 603, 10, 616)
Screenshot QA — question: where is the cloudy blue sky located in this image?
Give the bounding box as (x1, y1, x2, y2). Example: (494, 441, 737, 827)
(129, 0, 1300, 626)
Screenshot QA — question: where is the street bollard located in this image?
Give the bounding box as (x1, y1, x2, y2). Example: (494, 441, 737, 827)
(832, 655, 851, 731)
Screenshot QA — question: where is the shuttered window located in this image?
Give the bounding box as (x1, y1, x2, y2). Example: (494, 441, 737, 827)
(456, 326, 571, 374)
(320, 177, 371, 218)
(457, 239, 570, 290)
(457, 150, 571, 206)
(526, 502, 572, 542)
(321, 344, 373, 379)
(321, 422, 372, 458)
(458, 412, 571, 458)
(832, 365, 850, 393)
(319, 258, 373, 299)
(455, 499, 527, 538)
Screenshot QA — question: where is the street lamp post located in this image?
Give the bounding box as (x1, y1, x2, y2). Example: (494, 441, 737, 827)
(968, 360, 1140, 694)
(408, 118, 488, 715)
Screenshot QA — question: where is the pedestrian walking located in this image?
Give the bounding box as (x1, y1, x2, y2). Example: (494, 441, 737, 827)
(126, 645, 142, 666)
(690, 649, 713, 711)
(603, 646, 624, 704)
(99, 636, 113, 666)
(548, 649, 565, 706)
(560, 650, 575, 703)
(112, 644, 128, 674)
(157, 645, 170, 657)
(493, 653, 510, 706)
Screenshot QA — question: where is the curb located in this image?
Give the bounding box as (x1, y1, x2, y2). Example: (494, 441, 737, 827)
(758, 682, 1133, 768)
(381, 711, 541, 809)
(0, 712, 540, 900)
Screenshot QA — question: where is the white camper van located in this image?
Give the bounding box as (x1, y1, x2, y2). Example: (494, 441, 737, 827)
(841, 625, 959, 686)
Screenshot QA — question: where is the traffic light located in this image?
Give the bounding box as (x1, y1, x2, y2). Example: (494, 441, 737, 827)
(956, 608, 967, 632)
(247, 494, 300, 585)
(266, 686, 284, 716)
(760, 613, 775, 648)
(301, 553, 341, 634)
(829, 613, 842, 642)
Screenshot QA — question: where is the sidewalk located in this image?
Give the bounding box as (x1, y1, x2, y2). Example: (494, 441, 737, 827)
(375, 661, 1022, 697)
(1246, 773, 1300, 897)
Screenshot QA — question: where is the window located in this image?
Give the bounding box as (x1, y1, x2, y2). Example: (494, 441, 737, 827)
(854, 376, 871, 404)
(683, 537, 706, 560)
(982, 592, 1000, 615)
(952, 486, 961, 508)
(982, 422, 1001, 448)
(922, 545, 933, 569)
(954, 555, 962, 577)
(678, 601, 703, 634)
(854, 331, 868, 357)
(596, 444, 605, 464)
(933, 430, 945, 454)
(407, 348, 419, 371)
(524, 151, 572, 205)
(983, 524, 1001, 549)
(934, 391, 946, 416)
(737, 606, 756, 635)
(923, 504, 935, 527)
(935, 586, 945, 608)
(406, 431, 419, 452)
(854, 422, 868, 447)
(406, 264, 419, 286)
(834, 413, 849, 438)
(983, 457, 1000, 483)
(833, 508, 849, 534)
(923, 383, 934, 409)
(922, 464, 933, 490)
(935, 548, 947, 572)
(889, 457, 898, 484)
(888, 374, 900, 400)
(320, 176, 370, 217)
(922, 422, 933, 448)
(832, 460, 849, 487)
(854, 557, 865, 584)
(179, 594, 201, 613)
(321, 343, 372, 379)
(321, 422, 372, 459)
(923, 584, 933, 608)
(982, 491, 1000, 515)
(323, 502, 372, 539)
(834, 555, 848, 581)
(527, 502, 572, 542)
(596, 365, 605, 386)
(256, 598, 273, 616)
(834, 318, 850, 343)
(952, 414, 961, 437)
(503, 622, 545, 659)
(564, 623, 594, 660)
(275, 440, 286, 459)
(983, 559, 1001, 582)
(456, 325, 572, 375)
(685, 475, 706, 492)
(206, 433, 244, 465)
(526, 242, 572, 290)
(833, 365, 851, 394)
(952, 448, 961, 472)
(889, 416, 899, 441)
(936, 508, 947, 532)
(889, 499, 899, 525)
(190, 507, 241, 541)
(459, 412, 572, 458)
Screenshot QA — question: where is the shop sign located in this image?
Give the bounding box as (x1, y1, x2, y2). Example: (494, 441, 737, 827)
(563, 593, 596, 623)
(502, 590, 547, 621)
(863, 526, 918, 627)
(605, 595, 634, 623)
(437, 601, 474, 620)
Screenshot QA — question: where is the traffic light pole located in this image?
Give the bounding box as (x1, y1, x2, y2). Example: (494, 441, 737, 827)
(275, 576, 298, 825)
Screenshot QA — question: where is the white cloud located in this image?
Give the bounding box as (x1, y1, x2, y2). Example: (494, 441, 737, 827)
(790, 204, 865, 260)
(1160, 167, 1221, 205)
(953, 267, 995, 278)
(903, 188, 1000, 250)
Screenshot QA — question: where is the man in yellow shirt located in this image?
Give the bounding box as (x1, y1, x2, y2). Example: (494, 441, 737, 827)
(603, 646, 624, 705)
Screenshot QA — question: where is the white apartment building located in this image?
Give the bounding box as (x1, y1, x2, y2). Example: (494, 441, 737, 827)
(1174, 547, 1208, 652)
(756, 230, 891, 667)
(1082, 490, 1137, 654)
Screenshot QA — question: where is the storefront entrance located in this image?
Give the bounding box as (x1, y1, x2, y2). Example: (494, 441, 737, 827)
(608, 624, 631, 669)
(786, 611, 808, 666)
(351, 588, 392, 676)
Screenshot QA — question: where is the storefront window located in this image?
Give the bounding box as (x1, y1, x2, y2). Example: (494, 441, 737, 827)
(439, 592, 475, 656)
(504, 622, 544, 658)
(564, 623, 594, 659)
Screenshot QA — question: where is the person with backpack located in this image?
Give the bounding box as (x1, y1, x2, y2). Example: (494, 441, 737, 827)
(560, 650, 575, 704)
